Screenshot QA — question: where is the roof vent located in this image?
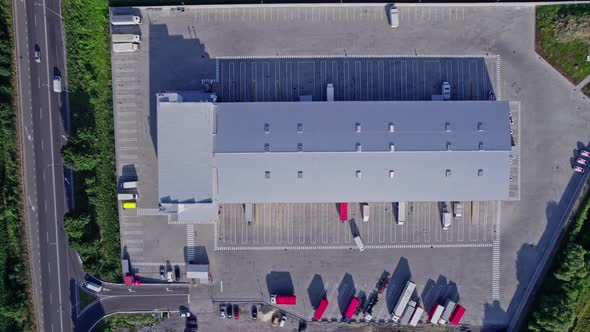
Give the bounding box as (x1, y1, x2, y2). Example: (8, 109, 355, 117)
(297, 123, 303, 133)
(265, 171, 271, 179)
(298, 171, 303, 179)
(445, 122, 451, 132)
(264, 123, 270, 133)
(445, 169, 452, 177)
(356, 170, 362, 179)
(355, 123, 361, 133)
(477, 122, 483, 132)
(389, 122, 395, 133)
(356, 143, 362, 152)
(389, 170, 395, 178)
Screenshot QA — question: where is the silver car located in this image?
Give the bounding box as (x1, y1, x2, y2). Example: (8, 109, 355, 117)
(34, 45, 40, 63)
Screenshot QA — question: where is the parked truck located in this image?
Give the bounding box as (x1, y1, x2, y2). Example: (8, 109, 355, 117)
(112, 42, 139, 53)
(117, 193, 139, 200)
(428, 304, 445, 324)
(391, 280, 416, 322)
(409, 305, 424, 326)
(452, 202, 463, 218)
(399, 300, 416, 325)
(270, 295, 296, 305)
(439, 299, 456, 324)
(112, 34, 141, 43)
(122, 180, 138, 189)
(361, 203, 370, 222)
(396, 202, 406, 225)
(111, 15, 142, 25)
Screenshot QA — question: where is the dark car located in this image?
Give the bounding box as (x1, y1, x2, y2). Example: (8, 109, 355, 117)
(174, 265, 180, 281)
(251, 305, 257, 320)
(159, 265, 165, 280)
(226, 303, 232, 319)
(234, 304, 239, 319)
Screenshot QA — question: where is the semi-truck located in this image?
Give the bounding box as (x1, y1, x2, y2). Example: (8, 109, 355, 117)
(244, 203, 253, 224)
(339, 203, 348, 222)
(399, 300, 416, 325)
(111, 15, 142, 25)
(452, 202, 463, 218)
(112, 34, 141, 43)
(344, 297, 360, 319)
(113, 42, 139, 53)
(353, 236, 365, 252)
(313, 298, 328, 320)
(428, 304, 445, 324)
(391, 280, 416, 322)
(396, 202, 406, 225)
(409, 305, 424, 326)
(270, 295, 296, 305)
(439, 299, 456, 324)
(448, 304, 466, 326)
(361, 203, 370, 222)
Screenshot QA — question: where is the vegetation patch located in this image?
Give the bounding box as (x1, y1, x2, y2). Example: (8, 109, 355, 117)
(536, 4, 590, 84)
(61, 0, 121, 282)
(78, 289, 96, 312)
(0, 0, 36, 329)
(95, 313, 162, 332)
(526, 190, 590, 331)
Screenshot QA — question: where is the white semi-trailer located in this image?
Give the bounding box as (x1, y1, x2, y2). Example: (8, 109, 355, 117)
(113, 43, 139, 53)
(391, 280, 416, 322)
(111, 15, 141, 25)
(112, 34, 141, 43)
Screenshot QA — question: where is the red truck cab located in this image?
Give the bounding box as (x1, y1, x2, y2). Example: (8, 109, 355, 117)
(339, 203, 348, 222)
(313, 298, 328, 320)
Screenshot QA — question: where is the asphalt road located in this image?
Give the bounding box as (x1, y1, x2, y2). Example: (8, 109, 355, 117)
(12, 0, 76, 330)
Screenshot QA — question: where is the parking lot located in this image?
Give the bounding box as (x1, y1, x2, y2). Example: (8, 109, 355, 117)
(105, 2, 590, 328)
(217, 201, 498, 250)
(216, 56, 497, 103)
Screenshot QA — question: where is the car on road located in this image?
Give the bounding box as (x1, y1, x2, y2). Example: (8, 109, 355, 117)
(441, 81, 451, 100)
(167, 269, 173, 283)
(488, 90, 496, 101)
(52, 75, 62, 93)
(582, 150, 590, 158)
(226, 303, 232, 319)
(251, 305, 257, 320)
(574, 165, 585, 173)
(279, 313, 287, 327)
(160, 266, 165, 280)
(220, 304, 226, 318)
(272, 315, 280, 327)
(34, 44, 40, 63)
(389, 7, 399, 28)
(577, 157, 588, 165)
(234, 304, 239, 319)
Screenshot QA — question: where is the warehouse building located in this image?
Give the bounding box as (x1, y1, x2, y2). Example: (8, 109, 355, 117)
(156, 92, 512, 222)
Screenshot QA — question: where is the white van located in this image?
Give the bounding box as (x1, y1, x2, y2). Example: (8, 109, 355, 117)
(117, 193, 139, 201)
(361, 203, 369, 222)
(84, 281, 102, 292)
(53, 76, 62, 93)
(354, 236, 365, 252)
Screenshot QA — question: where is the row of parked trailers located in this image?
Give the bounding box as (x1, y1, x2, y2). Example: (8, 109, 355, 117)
(307, 280, 465, 326)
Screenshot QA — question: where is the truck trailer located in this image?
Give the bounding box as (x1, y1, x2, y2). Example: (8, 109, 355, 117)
(112, 34, 141, 43)
(428, 304, 445, 324)
(409, 305, 424, 326)
(339, 203, 348, 222)
(112, 42, 139, 53)
(439, 299, 456, 324)
(270, 295, 296, 305)
(391, 280, 416, 322)
(117, 193, 139, 200)
(396, 202, 406, 225)
(111, 15, 142, 25)
(399, 300, 416, 325)
(449, 304, 466, 326)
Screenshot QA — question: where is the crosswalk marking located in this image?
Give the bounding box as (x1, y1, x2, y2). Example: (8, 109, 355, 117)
(187, 224, 195, 262)
(492, 202, 502, 300)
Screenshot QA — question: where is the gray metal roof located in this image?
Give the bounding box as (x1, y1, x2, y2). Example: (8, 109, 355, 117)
(215, 150, 511, 203)
(158, 97, 512, 207)
(157, 95, 214, 204)
(215, 101, 511, 153)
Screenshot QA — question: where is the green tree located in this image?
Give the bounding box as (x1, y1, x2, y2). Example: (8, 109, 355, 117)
(63, 213, 91, 243)
(61, 127, 98, 171)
